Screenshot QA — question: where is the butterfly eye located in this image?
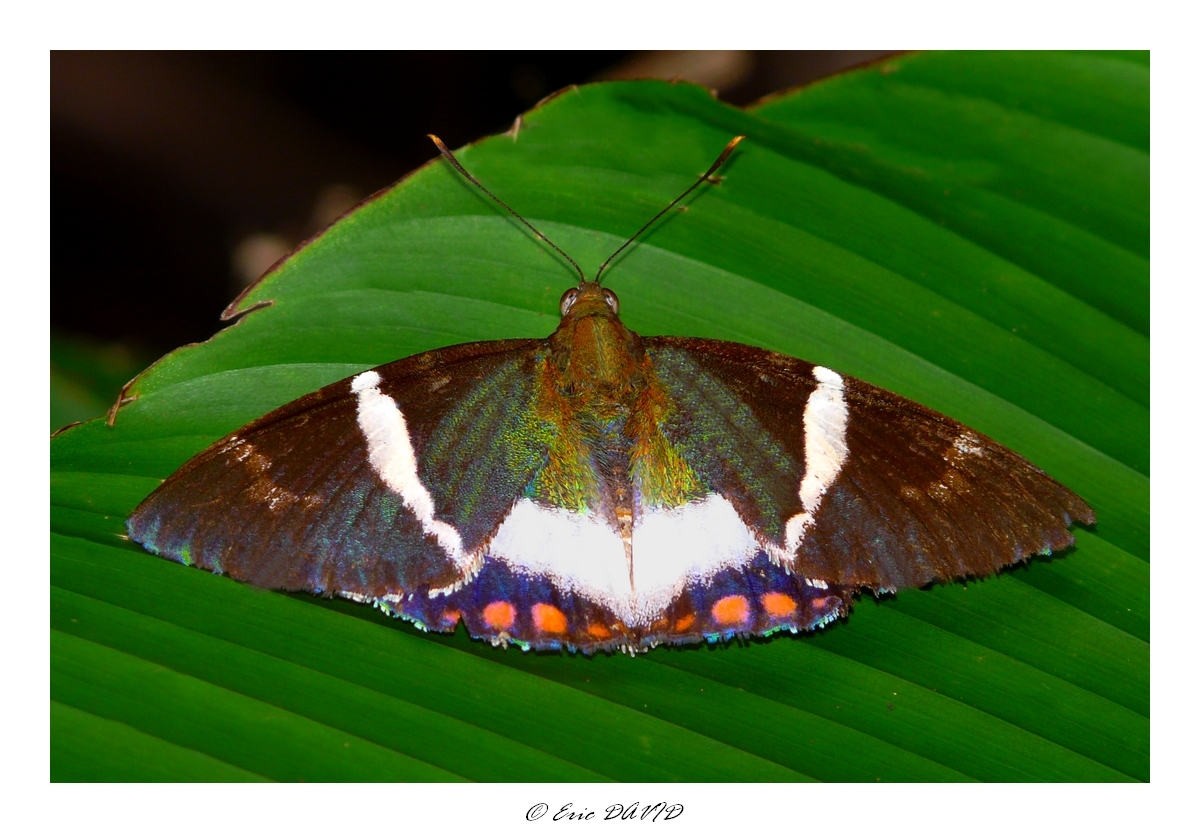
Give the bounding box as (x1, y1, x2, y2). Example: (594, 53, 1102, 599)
(602, 288, 619, 314)
(559, 288, 580, 316)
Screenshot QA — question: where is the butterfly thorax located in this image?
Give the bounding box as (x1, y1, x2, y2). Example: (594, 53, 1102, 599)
(529, 286, 706, 577)
(548, 289, 645, 399)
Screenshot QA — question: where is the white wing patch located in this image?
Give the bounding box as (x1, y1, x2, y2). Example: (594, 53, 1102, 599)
(783, 366, 850, 554)
(488, 494, 761, 627)
(352, 370, 475, 574)
(633, 495, 763, 618)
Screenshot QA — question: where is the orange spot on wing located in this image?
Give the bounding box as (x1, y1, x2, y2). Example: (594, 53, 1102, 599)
(588, 623, 611, 640)
(711, 595, 751, 627)
(812, 597, 830, 611)
(483, 600, 516, 630)
(673, 614, 696, 633)
(761, 592, 797, 618)
(532, 603, 567, 634)
(441, 609, 462, 625)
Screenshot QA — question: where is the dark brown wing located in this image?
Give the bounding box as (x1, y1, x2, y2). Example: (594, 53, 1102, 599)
(127, 338, 548, 598)
(646, 336, 1094, 590)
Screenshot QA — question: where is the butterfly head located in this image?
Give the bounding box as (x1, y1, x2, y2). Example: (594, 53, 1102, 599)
(551, 282, 641, 393)
(559, 282, 619, 319)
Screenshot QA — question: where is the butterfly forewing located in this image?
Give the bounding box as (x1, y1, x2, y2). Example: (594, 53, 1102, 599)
(649, 337, 1094, 591)
(127, 339, 545, 599)
(645, 340, 811, 543)
(800, 374, 1093, 587)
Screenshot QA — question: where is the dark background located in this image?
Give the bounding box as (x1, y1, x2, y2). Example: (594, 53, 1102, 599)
(50, 51, 893, 428)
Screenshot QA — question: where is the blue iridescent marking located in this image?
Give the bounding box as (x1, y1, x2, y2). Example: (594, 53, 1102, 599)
(356, 549, 847, 653)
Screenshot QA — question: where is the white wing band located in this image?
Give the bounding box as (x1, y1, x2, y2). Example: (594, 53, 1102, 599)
(784, 366, 850, 553)
(352, 370, 470, 569)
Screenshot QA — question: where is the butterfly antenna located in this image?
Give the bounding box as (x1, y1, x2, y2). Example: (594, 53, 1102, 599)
(594, 135, 744, 285)
(429, 134, 587, 284)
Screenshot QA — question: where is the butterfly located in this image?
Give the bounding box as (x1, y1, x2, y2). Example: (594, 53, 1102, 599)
(127, 135, 1094, 654)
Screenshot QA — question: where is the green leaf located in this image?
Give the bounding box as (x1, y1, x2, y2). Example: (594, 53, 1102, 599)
(51, 51, 1148, 782)
(50, 332, 150, 434)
